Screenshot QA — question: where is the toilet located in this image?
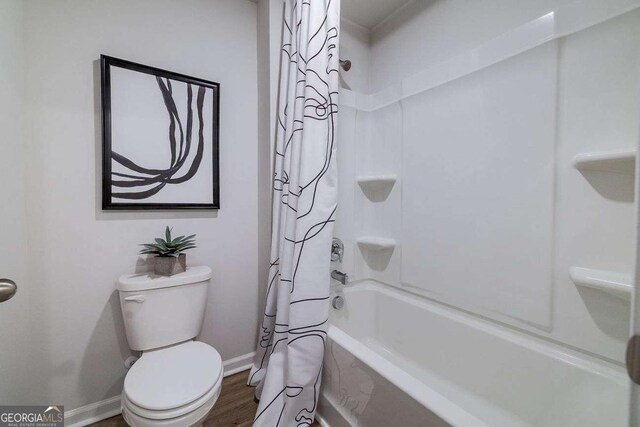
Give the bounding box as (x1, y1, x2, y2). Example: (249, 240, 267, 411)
(117, 266, 222, 427)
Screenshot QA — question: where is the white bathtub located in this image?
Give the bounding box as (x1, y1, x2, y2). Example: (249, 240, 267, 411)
(317, 280, 629, 426)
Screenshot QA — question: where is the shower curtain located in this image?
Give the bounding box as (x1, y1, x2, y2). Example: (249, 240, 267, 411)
(248, 0, 340, 425)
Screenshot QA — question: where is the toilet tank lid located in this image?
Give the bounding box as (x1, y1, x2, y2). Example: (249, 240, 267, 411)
(117, 266, 212, 292)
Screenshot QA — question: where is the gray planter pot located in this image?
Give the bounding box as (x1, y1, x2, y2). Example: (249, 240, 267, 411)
(154, 254, 187, 276)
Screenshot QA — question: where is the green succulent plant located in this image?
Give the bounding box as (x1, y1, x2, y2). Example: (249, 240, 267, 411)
(140, 226, 196, 257)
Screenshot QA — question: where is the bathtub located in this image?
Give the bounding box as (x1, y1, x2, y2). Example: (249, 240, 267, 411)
(317, 280, 629, 426)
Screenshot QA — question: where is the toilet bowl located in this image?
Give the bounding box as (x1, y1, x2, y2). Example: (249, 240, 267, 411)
(121, 341, 223, 427)
(117, 267, 221, 427)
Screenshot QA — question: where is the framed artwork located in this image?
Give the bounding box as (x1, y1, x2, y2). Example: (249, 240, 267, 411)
(101, 55, 220, 210)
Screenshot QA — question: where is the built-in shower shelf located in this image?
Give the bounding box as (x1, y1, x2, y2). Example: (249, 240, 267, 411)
(356, 237, 397, 252)
(569, 266, 632, 301)
(357, 174, 398, 192)
(573, 150, 636, 175)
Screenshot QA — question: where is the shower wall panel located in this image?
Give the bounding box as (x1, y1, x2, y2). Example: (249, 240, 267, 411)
(355, 103, 403, 285)
(401, 42, 558, 328)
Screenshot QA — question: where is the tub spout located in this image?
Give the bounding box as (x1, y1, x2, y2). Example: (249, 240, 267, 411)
(331, 270, 348, 285)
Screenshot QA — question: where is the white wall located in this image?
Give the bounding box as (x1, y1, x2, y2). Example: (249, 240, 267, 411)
(339, 19, 370, 93)
(4, 0, 260, 412)
(256, 0, 284, 315)
(0, 0, 33, 405)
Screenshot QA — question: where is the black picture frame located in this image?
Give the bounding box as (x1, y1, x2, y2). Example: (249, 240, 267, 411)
(101, 55, 220, 210)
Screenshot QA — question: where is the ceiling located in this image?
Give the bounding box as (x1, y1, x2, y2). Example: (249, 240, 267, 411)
(341, 0, 413, 30)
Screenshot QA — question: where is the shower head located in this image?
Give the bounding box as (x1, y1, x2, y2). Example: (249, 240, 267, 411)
(340, 59, 352, 71)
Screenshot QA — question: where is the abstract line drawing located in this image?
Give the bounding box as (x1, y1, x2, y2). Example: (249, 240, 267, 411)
(101, 55, 220, 210)
(248, 0, 340, 425)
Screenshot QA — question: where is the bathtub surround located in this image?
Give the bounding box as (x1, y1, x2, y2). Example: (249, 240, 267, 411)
(248, 0, 340, 424)
(335, 0, 640, 364)
(0, 0, 260, 420)
(318, 0, 640, 424)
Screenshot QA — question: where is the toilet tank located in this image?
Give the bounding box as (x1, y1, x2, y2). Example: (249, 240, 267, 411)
(117, 266, 212, 351)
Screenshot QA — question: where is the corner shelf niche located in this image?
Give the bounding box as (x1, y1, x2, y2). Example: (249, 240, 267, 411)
(569, 266, 632, 301)
(357, 174, 398, 202)
(357, 174, 397, 192)
(356, 236, 397, 252)
(573, 150, 636, 175)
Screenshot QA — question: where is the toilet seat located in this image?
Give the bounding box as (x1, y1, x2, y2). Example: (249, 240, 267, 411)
(122, 341, 223, 425)
(123, 370, 223, 419)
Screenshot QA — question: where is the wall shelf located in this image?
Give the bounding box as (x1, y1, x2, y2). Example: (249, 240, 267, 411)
(569, 266, 632, 301)
(356, 236, 397, 252)
(573, 150, 636, 175)
(357, 174, 398, 192)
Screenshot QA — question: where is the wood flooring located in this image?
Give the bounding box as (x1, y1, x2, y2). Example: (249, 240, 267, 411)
(90, 370, 321, 427)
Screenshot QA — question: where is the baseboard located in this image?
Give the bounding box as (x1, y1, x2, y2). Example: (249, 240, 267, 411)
(223, 351, 255, 376)
(64, 351, 255, 426)
(64, 395, 122, 427)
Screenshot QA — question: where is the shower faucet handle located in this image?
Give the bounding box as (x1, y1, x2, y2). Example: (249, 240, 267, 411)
(331, 270, 348, 285)
(331, 238, 344, 263)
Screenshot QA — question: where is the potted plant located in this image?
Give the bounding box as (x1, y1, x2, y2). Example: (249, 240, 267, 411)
(140, 226, 196, 276)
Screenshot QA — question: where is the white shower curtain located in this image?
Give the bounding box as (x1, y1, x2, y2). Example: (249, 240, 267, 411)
(248, 0, 340, 425)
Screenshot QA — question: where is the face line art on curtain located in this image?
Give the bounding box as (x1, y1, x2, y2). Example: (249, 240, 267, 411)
(248, 0, 340, 425)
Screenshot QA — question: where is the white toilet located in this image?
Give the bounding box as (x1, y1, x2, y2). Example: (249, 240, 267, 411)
(117, 266, 222, 427)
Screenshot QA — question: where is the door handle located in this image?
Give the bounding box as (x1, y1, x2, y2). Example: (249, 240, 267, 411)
(124, 295, 145, 303)
(0, 279, 17, 303)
